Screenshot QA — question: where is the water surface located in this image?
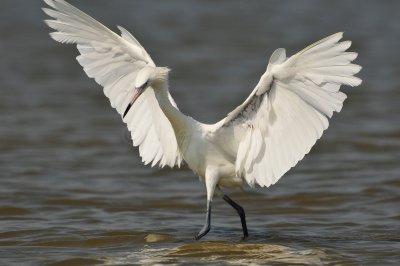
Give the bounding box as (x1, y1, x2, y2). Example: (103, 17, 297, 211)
(1, 0, 399, 265)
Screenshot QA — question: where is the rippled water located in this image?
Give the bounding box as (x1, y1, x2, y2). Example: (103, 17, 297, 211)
(1, 0, 400, 265)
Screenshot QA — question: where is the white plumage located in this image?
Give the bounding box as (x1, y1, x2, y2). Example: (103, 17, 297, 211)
(44, 0, 362, 239)
(43, 0, 181, 168)
(220, 33, 361, 188)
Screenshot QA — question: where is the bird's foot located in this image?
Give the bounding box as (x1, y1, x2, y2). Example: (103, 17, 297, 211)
(194, 224, 210, 240)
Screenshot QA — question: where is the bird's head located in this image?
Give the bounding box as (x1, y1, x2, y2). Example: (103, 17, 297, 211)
(123, 66, 170, 118)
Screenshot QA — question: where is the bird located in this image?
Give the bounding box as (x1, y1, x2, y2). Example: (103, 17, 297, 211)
(43, 0, 362, 240)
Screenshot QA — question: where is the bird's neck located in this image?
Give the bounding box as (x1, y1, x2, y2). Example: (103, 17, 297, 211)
(153, 86, 191, 143)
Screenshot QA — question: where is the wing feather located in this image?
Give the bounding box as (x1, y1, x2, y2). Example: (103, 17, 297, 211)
(218, 33, 362, 187)
(44, 0, 182, 168)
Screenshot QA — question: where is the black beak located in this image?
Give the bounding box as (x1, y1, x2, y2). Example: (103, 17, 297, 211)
(123, 102, 133, 118)
(123, 82, 148, 119)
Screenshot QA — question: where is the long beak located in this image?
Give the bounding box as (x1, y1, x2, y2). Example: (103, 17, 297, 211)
(123, 87, 143, 118)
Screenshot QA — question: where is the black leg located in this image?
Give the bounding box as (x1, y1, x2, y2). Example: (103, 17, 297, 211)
(223, 194, 248, 238)
(194, 200, 212, 240)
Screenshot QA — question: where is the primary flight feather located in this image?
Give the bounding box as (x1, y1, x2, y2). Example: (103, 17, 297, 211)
(44, 0, 362, 239)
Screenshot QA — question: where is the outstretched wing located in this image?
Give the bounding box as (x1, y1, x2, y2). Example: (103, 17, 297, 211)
(43, 0, 182, 167)
(218, 33, 361, 187)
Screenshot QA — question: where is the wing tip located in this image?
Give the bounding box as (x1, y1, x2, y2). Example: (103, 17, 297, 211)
(325, 31, 344, 43)
(48, 32, 64, 43)
(353, 64, 363, 75)
(353, 77, 363, 86)
(43, 19, 52, 27)
(334, 31, 344, 39)
(48, 32, 58, 41)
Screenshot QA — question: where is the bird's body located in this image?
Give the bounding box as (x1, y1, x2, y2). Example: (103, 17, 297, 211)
(180, 123, 242, 188)
(44, 0, 362, 239)
(153, 84, 241, 189)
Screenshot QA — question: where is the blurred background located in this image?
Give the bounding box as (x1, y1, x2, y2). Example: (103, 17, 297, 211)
(1, 0, 399, 265)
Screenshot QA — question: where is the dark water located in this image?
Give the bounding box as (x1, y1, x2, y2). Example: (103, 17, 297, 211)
(1, 0, 400, 265)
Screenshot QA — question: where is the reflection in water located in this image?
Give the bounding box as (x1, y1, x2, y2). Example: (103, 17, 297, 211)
(169, 242, 328, 265)
(107, 241, 328, 265)
(145, 233, 176, 243)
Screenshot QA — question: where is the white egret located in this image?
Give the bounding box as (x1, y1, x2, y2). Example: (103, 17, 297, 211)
(43, 0, 362, 240)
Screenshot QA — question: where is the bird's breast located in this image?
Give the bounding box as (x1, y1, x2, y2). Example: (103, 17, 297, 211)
(181, 130, 237, 180)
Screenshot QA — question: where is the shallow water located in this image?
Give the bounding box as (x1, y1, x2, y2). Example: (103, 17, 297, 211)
(1, 0, 400, 265)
